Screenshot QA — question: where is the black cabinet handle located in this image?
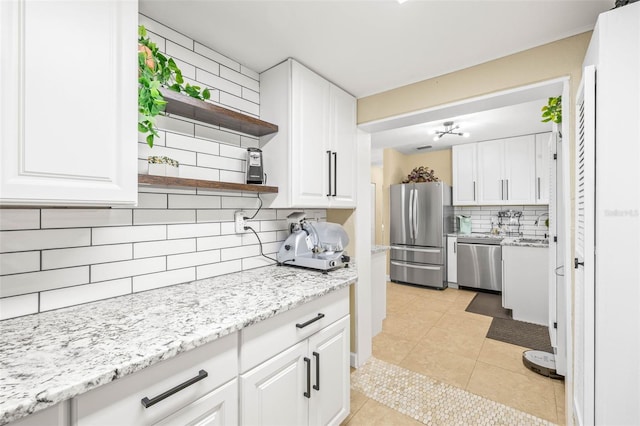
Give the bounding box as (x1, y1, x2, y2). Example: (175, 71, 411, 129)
(141, 369, 208, 408)
(473, 181, 476, 201)
(326, 150, 332, 197)
(304, 357, 311, 398)
(296, 313, 325, 329)
(574, 257, 584, 269)
(332, 152, 337, 196)
(313, 351, 320, 391)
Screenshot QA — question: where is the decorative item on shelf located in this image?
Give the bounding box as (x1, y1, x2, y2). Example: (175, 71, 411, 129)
(401, 166, 439, 183)
(148, 156, 179, 177)
(138, 25, 211, 148)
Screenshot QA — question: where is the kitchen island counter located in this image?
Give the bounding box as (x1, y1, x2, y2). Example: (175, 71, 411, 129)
(0, 265, 357, 425)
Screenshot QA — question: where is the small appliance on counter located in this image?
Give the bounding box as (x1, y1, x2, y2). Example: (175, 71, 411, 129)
(246, 147, 264, 184)
(276, 213, 350, 273)
(457, 215, 472, 234)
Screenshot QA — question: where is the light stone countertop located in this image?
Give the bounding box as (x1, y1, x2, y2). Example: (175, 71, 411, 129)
(371, 245, 390, 254)
(0, 264, 358, 425)
(501, 237, 550, 248)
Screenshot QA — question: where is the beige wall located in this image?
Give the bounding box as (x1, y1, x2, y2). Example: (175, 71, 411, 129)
(403, 149, 453, 186)
(357, 31, 592, 124)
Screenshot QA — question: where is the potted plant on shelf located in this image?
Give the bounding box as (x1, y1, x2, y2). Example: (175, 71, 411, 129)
(138, 25, 210, 147)
(541, 96, 562, 137)
(401, 166, 440, 183)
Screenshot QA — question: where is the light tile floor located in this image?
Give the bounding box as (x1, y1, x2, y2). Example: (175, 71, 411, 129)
(343, 282, 565, 425)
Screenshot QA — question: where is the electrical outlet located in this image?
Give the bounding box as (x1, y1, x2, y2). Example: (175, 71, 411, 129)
(235, 211, 247, 233)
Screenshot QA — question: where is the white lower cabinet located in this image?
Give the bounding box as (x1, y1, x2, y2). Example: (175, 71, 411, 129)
(447, 236, 457, 286)
(71, 333, 237, 426)
(240, 287, 350, 426)
(502, 245, 549, 325)
(371, 251, 387, 336)
(9, 402, 69, 426)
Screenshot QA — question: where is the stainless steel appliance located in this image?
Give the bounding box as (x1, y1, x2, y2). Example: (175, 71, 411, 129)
(277, 216, 350, 273)
(246, 148, 263, 184)
(456, 236, 503, 292)
(390, 182, 453, 289)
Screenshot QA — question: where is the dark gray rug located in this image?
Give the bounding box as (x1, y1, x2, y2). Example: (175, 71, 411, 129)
(487, 317, 553, 352)
(465, 292, 512, 319)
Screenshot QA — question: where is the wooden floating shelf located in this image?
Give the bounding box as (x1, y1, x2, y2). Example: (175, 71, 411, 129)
(138, 174, 278, 194)
(160, 88, 278, 137)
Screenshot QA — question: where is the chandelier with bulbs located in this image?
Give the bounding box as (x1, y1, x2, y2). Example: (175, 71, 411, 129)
(430, 121, 470, 141)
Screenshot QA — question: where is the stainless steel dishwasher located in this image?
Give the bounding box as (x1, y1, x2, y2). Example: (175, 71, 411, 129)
(457, 236, 503, 292)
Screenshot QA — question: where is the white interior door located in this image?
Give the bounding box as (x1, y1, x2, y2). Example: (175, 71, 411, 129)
(573, 65, 596, 426)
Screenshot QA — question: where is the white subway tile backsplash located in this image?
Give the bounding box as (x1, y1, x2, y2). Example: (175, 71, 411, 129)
(41, 209, 131, 229)
(221, 245, 260, 262)
(196, 69, 242, 97)
(91, 257, 165, 283)
(221, 196, 260, 210)
(177, 165, 221, 181)
(260, 220, 288, 232)
(92, 225, 166, 245)
(197, 209, 235, 223)
(139, 15, 193, 50)
(220, 66, 260, 92)
(138, 129, 166, 147)
(134, 238, 195, 259)
(40, 278, 131, 312)
(196, 259, 242, 280)
(139, 143, 197, 166)
(0, 209, 39, 230)
(220, 92, 260, 116)
(0, 267, 89, 298)
(240, 136, 259, 149)
(220, 222, 239, 235)
(197, 234, 242, 251)
(242, 256, 276, 271)
(241, 231, 277, 245)
(172, 58, 196, 80)
(154, 115, 195, 137)
(0, 229, 90, 253)
(166, 41, 220, 76)
(42, 244, 132, 270)
(168, 194, 221, 209)
(219, 170, 245, 184)
(167, 223, 221, 239)
(133, 267, 195, 293)
(167, 250, 220, 270)
(136, 193, 168, 209)
(240, 64, 259, 81)
(198, 153, 244, 172)
(143, 30, 166, 52)
(194, 125, 242, 146)
(242, 87, 260, 104)
(0, 252, 40, 275)
(194, 42, 241, 72)
(166, 133, 220, 156)
(134, 209, 196, 225)
(0, 294, 39, 320)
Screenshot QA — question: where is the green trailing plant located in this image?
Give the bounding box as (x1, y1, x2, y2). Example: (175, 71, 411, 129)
(138, 25, 210, 147)
(541, 96, 562, 124)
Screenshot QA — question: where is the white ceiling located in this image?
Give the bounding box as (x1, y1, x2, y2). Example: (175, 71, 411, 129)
(139, 0, 610, 164)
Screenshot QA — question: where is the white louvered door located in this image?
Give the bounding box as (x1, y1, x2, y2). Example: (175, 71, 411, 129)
(573, 64, 596, 426)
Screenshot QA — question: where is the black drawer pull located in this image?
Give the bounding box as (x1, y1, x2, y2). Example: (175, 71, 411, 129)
(313, 351, 320, 391)
(141, 369, 208, 408)
(304, 357, 311, 398)
(296, 313, 325, 329)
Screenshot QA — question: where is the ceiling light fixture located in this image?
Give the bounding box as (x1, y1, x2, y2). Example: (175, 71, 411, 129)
(432, 121, 470, 141)
(397, 0, 409, 4)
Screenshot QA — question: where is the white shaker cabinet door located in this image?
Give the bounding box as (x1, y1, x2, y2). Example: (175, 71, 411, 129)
(308, 316, 350, 426)
(503, 135, 536, 204)
(0, 0, 138, 206)
(240, 341, 309, 426)
(477, 139, 504, 204)
(327, 85, 357, 208)
(535, 133, 551, 204)
(452, 144, 478, 205)
(290, 60, 331, 207)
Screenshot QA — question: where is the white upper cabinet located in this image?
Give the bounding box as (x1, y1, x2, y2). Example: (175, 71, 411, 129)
(535, 132, 551, 204)
(260, 59, 357, 209)
(452, 143, 478, 205)
(475, 135, 536, 205)
(0, 0, 138, 206)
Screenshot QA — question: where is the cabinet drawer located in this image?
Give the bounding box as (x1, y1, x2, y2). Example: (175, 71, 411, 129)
(240, 287, 349, 373)
(72, 333, 237, 426)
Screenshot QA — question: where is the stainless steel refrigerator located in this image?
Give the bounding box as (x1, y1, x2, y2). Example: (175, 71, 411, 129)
(390, 182, 453, 289)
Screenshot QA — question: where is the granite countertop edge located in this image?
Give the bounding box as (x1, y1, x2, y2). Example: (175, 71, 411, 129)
(448, 233, 549, 247)
(0, 264, 358, 425)
(371, 245, 390, 254)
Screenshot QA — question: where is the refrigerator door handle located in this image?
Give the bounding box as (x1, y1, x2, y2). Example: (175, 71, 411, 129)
(391, 261, 441, 271)
(391, 246, 441, 253)
(413, 189, 419, 237)
(408, 188, 414, 240)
